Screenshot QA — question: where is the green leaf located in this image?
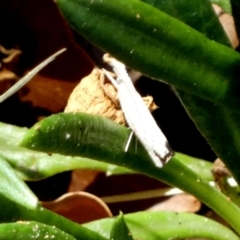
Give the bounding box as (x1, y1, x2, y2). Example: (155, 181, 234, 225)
(162, 0, 240, 185)
(0, 154, 107, 239)
(211, 0, 231, 13)
(1, 206, 107, 240)
(110, 213, 134, 240)
(56, 0, 240, 106)
(0, 157, 37, 211)
(56, 0, 240, 185)
(141, 0, 240, 185)
(175, 93, 240, 184)
(0, 122, 131, 180)
(174, 152, 214, 181)
(20, 113, 240, 234)
(0, 221, 77, 240)
(142, 0, 230, 45)
(85, 211, 239, 240)
(0, 143, 106, 239)
(0, 122, 213, 180)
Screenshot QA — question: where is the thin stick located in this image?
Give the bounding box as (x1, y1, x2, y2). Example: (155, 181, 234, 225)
(0, 48, 66, 103)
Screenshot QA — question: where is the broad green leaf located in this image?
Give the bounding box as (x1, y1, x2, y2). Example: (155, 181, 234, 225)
(110, 213, 134, 240)
(175, 93, 240, 184)
(0, 122, 131, 180)
(142, 0, 230, 45)
(20, 113, 240, 234)
(0, 122, 212, 180)
(0, 205, 107, 240)
(143, 0, 232, 14)
(173, 152, 213, 181)
(85, 211, 239, 240)
(56, 0, 240, 185)
(0, 154, 106, 239)
(0, 221, 76, 240)
(0, 157, 37, 211)
(140, 0, 240, 184)
(57, 0, 240, 106)
(211, 0, 231, 13)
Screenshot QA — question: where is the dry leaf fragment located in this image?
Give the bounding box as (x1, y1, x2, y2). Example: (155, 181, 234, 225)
(65, 67, 125, 124)
(147, 193, 201, 213)
(0, 46, 22, 65)
(68, 169, 100, 192)
(65, 68, 158, 125)
(41, 191, 112, 224)
(211, 158, 236, 195)
(212, 158, 231, 181)
(0, 45, 22, 93)
(213, 4, 239, 48)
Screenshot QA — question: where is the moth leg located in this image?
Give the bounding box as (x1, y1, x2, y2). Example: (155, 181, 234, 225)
(124, 131, 134, 152)
(102, 68, 119, 90)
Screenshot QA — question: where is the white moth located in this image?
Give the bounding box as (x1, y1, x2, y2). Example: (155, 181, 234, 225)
(103, 54, 174, 168)
(0, 48, 66, 103)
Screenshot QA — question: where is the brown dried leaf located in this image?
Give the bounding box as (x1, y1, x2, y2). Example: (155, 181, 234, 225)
(212, 158, 231, 181)
(65, 68, 126, 124)
(0, 45, 22, 68)
(41, 191, 112, 224)
(68, 170, 100, 192)
(211, 158, 233, 194)
(213, 4, 239, 48)
(0, 45, 22, 93)
(65, 68, 158, 124)
(147, 193, 201, 213)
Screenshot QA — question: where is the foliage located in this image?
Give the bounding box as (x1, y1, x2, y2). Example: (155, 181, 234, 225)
(1, 0, 240, 239)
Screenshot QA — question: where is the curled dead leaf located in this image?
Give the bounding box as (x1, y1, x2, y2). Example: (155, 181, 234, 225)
(147, 193, 201, 213)
(65, 68, 158, 125)
(212, 158, 231, 181)
(68, 169, 100, 192)
(212, 158, 234, 194)
(65, 68, 126, 124)
(0, 45, 22, 93)
(41, 191, 112, 224)
(213, 4, 239, 48)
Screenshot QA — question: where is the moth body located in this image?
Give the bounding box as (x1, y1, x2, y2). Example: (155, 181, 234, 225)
(103, 57, 174, 167)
